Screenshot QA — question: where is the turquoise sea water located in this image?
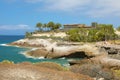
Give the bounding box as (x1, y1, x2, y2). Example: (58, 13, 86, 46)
(0, 35, 69, 65)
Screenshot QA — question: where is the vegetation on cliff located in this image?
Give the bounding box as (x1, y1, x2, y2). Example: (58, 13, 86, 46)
(117, 26, 120, 31)
(25, 22, 120, 42)
(66, 24, 118, 42)
(36, 21, 62, 31)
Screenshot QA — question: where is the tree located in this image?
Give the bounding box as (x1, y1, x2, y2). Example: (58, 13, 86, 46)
(66, 29, 80, 41)
(78, 28, 88, 42)
(43, 23, 47, 28)
(43, 23, 47, 31)
(88, 29, 98, 42)
(54, 23, 62, 30)
(117, 26, 120, 31)
(47, 21, 55, 30)
(97, 24, 115, 41)
(66, 24, 117, 42)
(25, 32, 32, 38)
(36, 22, 42, 31)
(66, 28, 88, 42)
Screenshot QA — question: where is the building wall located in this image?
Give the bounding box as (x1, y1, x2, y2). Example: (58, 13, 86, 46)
(64, 26, 78, 31)
(64, 24, 85, 31)
(63, 24, 94, 31)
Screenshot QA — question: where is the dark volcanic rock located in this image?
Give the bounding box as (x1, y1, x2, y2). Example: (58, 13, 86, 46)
(101, 46, 120, 60)
(108, 48, 118, 54)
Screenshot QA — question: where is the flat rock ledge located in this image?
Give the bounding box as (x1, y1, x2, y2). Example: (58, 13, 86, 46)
(0, 63, 93, 80)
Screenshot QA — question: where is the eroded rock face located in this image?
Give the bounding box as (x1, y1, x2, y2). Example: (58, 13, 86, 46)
(0, 63, 93, 80)
(103, 47, 119, 54)
(26, 44, 109, 59)
(101, 46, 120, 60)
(26, 48, 95, 59)
(10, 39, 109, 59)
(10, 38, 52, 48)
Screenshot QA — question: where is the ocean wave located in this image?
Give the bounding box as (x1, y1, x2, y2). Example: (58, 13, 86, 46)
(38, 57, 45, 59)
(0, 44, 20, 47)
(19, 50, 45, 59)
(0, 44, 9, 46)
(31, 48, 38, 51)
(25, 55, 45, 60)
(63, 63, 70, 67)
(59, 57, 66, 59)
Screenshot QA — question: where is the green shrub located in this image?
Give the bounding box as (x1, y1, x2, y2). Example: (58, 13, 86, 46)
(1, 60, 14, 64)
(66, 24, 116, 42)
(117, 26, 120, 31)
(113, 70, 120, 79)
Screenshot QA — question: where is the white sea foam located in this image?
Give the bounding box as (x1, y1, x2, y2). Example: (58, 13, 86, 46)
(0, 44, 20, 48)
(38, 56, 45, 59)
(0, 44, 9, 46)
(19, 51, 35, 59)
(25, 55, 45, 60)
(31, 48, 38, 51)
(63, 63, 70, 67)
(60, 57, 66, 59)
(19, 50, 45, 59)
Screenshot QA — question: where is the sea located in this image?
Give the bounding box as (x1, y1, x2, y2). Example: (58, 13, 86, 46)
(0, 35, 69, 66)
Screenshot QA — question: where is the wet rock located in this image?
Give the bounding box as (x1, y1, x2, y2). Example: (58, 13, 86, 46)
(27, 49, 49, 58)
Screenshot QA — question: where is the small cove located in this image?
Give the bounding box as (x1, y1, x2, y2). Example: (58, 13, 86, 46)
(0, 35, 70, 66)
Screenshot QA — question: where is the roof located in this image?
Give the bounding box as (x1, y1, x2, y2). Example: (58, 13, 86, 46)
(64, 24, 85, 26)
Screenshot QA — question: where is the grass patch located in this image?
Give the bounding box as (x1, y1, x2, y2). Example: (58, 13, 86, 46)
(112, 70, 120, 79)
(1, 60, 14, 64)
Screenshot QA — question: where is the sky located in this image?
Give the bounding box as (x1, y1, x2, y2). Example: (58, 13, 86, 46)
(0, 0, 120, 35)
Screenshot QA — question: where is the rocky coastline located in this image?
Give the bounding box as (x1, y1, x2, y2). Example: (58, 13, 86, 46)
(9, 38, 120, 80)
(10, 38, 120, 61)
(10, 38, 107, 58)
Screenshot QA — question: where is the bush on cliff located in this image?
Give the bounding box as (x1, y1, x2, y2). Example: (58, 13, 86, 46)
(1, 60, 14, 64)
(113, 70, 120, 79)
(117, 26, 120, 31)
(66, 24, 117, 42)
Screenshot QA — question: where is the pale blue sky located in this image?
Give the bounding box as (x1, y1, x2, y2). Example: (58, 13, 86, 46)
(0, 0, 120, 35)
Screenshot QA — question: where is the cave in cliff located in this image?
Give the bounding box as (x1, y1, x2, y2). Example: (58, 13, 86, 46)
(55, 51, 91, 59)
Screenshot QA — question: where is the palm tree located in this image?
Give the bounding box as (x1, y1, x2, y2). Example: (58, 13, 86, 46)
(36, 22, 42, 31)
(47, 21, 55, 30)
(43, 23, 47, 31)
(54, 23, 62, 30)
